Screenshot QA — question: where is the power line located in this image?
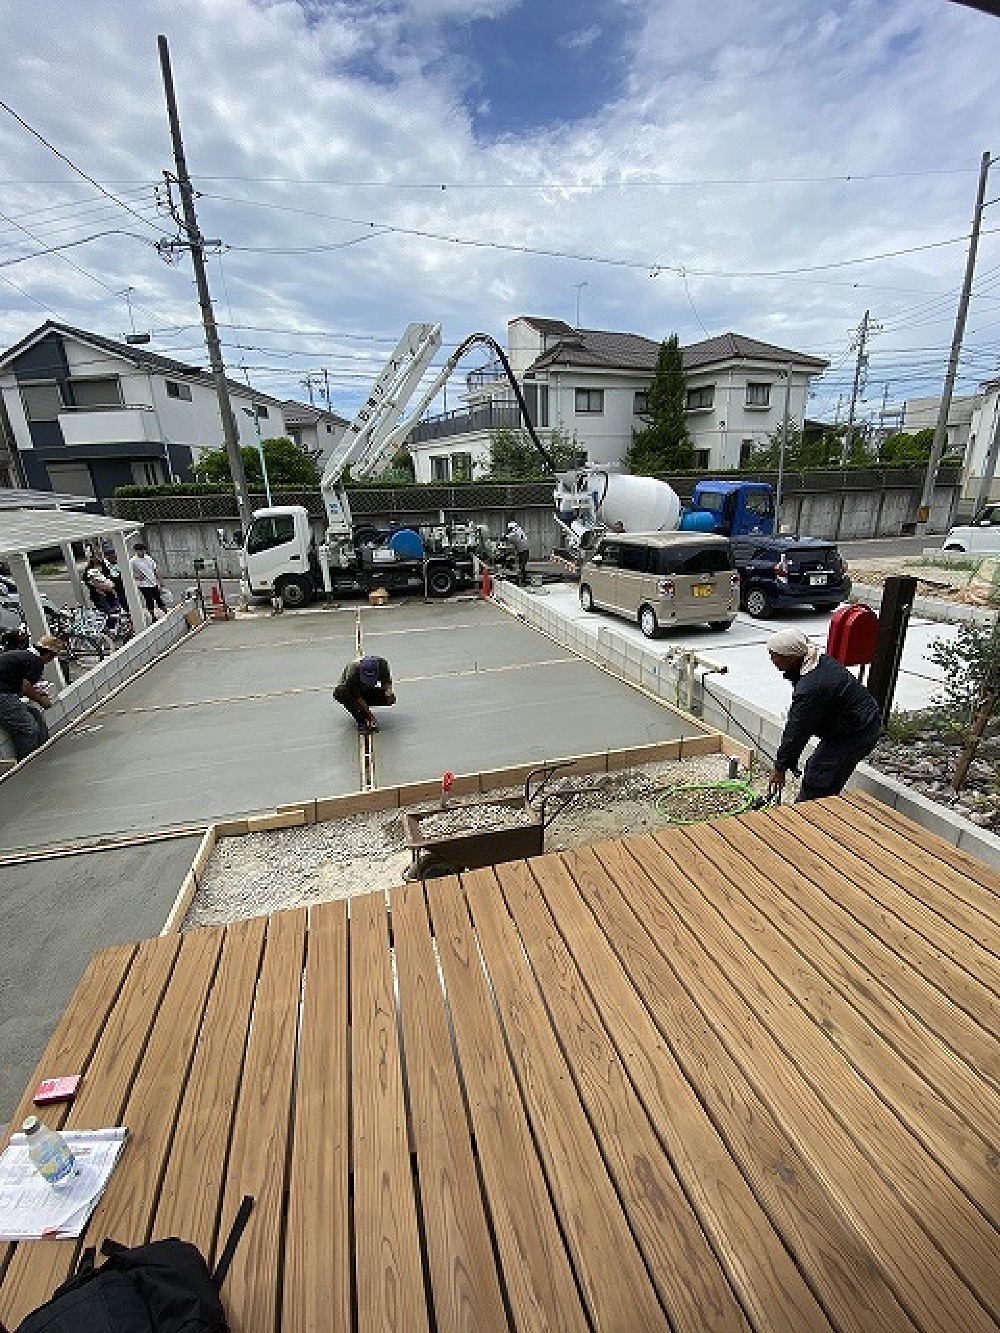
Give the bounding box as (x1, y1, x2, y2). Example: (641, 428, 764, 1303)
(0, 99, 170, 237)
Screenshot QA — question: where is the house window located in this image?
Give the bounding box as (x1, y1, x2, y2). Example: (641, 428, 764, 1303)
(21, 382, 64, 421)
(431, 456, 450, 481)
(255, 404, 269, 419)
(634, 390, 649, 415)
(70, 377, 122, 408)
(46, 461, 96, 498)
(575, 388, 604, 414)
(165, 380, 193, 401)
(745, 382, 771, 408)
(685, 386, 715, 411)
(740, 439, 754, 466)
(523, 382, 550, 427)
(693, 449, 710, 469)
(451, 453, 472, 481)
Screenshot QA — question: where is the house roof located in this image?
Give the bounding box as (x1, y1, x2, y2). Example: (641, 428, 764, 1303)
(520, 322, 829, 377)
(280, 399, 348, 428)
(0, 321, 285, 406)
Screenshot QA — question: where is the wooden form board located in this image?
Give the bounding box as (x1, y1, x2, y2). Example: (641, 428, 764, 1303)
(2, 795, 997, 1332)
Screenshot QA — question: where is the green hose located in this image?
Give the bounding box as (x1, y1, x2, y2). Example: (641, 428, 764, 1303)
(653, 779, 759, 826)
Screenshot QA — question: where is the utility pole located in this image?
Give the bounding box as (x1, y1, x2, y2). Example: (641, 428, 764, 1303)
(916, 148, 993, 533)
(841, 310, 871, 465)
(157, 34, 252, 529)
(775, 362, 793, 532)
(322, 367, 332, 413)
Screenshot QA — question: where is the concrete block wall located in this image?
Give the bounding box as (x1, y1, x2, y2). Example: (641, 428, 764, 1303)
(0, 611, 191, 767)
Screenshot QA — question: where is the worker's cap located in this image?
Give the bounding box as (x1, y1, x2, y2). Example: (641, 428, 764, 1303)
(358, 655, 381, 685)
(766, 628, 811, 659)
(33, 634, 64, 654)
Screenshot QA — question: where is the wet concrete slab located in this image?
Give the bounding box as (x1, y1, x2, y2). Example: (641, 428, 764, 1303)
(1, 598, 704, 851)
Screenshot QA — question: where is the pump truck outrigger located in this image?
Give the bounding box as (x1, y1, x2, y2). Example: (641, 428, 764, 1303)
(239, 323, 555, 608)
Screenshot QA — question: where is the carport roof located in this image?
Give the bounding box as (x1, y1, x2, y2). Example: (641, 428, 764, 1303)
(0, 510, 140, 556)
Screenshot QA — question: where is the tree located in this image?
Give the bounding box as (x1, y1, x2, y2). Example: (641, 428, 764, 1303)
(742, 422, 847, 471)
(485, 425, 579, 479)
(626, 334, 694, 474)
(879, 428, 934, 465)
(193, 436, 320, 488)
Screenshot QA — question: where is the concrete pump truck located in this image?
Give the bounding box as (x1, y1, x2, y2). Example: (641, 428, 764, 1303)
(239, 323, 555, 607)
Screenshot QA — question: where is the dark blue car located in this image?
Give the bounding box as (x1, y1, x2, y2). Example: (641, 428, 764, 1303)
(731, 535, 851, 617)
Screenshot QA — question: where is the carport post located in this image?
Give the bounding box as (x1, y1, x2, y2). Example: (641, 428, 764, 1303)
(59, 541, 85, 607)
(110, 532, 147, 629)
(7, 552, 64, 691)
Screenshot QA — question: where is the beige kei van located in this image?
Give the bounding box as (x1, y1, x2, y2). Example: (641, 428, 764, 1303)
(578, 532, 738, 637)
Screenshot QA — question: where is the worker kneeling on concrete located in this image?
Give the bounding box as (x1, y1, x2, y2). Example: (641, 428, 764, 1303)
(766, 628, 881, 802)
(333, 654, 395, 733)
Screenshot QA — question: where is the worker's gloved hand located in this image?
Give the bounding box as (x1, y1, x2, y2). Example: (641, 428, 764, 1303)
(767, 767, 786, 797)
(385, 690, 396, 705)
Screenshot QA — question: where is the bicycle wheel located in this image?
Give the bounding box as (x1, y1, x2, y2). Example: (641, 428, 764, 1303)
(66, 632, 106, 667)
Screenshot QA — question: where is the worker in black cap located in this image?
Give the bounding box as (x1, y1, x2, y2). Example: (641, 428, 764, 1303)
(333, 654, 395, 733)
(766, 628, 881, 802)
(0, 633, 62, 760)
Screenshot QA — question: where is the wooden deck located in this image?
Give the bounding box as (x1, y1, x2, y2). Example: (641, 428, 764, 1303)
(1, 791, 998, 1332)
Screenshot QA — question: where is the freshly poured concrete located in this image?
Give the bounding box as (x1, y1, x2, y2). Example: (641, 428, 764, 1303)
(0, 598, 709, 852)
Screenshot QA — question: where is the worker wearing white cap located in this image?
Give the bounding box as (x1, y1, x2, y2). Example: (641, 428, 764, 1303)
(767, 628, 881, 802)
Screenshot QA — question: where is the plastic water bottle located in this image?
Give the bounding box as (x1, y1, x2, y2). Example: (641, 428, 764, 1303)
(22, 1115, 75, 1186)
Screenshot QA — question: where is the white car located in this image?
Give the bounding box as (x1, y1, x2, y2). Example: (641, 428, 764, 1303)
(942, 502, 1000, 554)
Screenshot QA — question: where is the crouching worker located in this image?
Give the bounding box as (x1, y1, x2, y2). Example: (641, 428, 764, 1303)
(767, 627, 881, 802)
(333, 654, 395, 733)
(0, 634, 62, 761)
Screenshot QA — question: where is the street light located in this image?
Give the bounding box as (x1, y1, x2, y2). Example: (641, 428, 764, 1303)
(241, 405, 273, 506)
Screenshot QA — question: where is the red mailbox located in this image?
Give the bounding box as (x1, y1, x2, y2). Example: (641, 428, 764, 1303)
(826, 603, 879, 667)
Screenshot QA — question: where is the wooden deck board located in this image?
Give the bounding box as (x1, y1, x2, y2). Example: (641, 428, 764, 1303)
(701, 818, 1000, 1214)
(281, 901, 351, 1333)
(426, 874, 592, 1332)
(390, 879, 509, 1333)
(153, 916, 267, 1257)
(622, 831, 998, 1333)
(3, 795, 998, 1333)
(560, 840, 919, 1333)
(498, 855, 754, 1333)
(1, 935, 181, 1326)
(463, 864, 668, 1332)
(351, 891, 430, 1333)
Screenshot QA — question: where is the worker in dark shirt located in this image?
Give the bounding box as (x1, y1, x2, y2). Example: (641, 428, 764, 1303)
(0, 634, 62, 760)
(766, 627, 881, 802)
(333, 654, 395, 733)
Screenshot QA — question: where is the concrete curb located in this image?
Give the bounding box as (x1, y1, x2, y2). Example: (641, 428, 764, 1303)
(851, 582, 997, 625)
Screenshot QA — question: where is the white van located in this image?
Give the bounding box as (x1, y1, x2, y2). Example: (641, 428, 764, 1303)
(578, 532, 738, 637)
(942, 503, 1000, 555)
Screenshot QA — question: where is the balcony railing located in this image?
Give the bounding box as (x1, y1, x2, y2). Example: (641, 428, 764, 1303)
(58, 405, 157, 446)
(408, 400, 523, 444)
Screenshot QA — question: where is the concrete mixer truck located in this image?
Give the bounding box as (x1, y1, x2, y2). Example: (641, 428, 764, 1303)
(553, 468, 774, 557)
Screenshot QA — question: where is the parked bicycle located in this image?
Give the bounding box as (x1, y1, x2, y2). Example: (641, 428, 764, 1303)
(43, 606, 113, 668)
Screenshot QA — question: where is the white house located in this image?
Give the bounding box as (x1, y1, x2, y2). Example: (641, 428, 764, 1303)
(0, 322, 288, 506)
(406, 316, 829, 481)
(280, 399, 348, 469)
(965, 381, 1000, 508)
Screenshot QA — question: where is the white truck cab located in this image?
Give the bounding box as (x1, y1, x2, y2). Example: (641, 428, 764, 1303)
(240, 506, 316, 607)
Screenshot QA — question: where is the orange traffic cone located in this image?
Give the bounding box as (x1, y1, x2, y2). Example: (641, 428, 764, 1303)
(209, 585, 227, 619)
(210, 585, 222, 606)
(479, 565, 493, 599)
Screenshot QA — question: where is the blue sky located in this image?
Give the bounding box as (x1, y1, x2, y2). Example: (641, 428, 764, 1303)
(0, 0, 999, 429)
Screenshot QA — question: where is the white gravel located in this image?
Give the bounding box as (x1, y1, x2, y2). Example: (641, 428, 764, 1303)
(183, 753, 767, 928)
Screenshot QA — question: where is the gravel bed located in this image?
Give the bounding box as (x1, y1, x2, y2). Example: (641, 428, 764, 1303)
(183, 753, 763, 928)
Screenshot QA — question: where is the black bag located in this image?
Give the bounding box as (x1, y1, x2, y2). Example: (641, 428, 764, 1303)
(14, 1196, 252, 1333)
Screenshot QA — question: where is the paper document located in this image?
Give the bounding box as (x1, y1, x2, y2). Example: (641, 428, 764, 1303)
(0, 1127, 128, 1240)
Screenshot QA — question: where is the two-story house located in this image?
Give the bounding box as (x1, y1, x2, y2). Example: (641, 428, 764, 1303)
(0, 322, 288, 506)
(406, 316, 829, 481)
(280, 399, 349, 470)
